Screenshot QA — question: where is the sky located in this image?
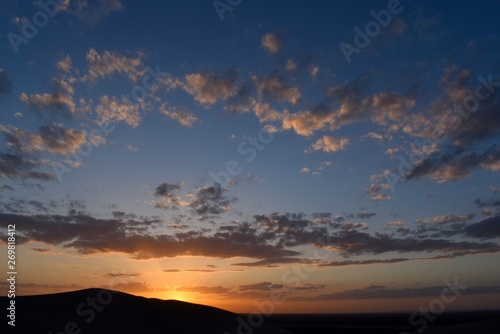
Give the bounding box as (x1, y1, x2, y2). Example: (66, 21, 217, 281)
(0, 0, 500, 314)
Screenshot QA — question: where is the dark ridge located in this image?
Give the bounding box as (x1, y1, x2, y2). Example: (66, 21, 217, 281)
(2, 288, 291, 333)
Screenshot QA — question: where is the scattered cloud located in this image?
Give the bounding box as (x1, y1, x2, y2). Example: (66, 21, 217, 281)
(154, 182, 184, 208)
(159, 105, 197, 127)
(184, 72, 237, 105)
(282, 106, 336, 136)
(309, 136, 349, 153)
(82, 48, 145, 82)
(261, 33, 283, 54)
(387, 220, 404, 228)
(365, 132, 384, 142)
(371, 194, 392, 201)
(126, 144, 139, 152)
(252, 75, 300, 105)
(95, 95, 141, 127)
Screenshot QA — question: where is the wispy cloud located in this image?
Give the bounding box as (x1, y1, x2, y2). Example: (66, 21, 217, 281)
(159, 105, 197, 127)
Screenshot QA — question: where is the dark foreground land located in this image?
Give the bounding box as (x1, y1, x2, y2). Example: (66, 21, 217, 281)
(266, 312, 500, 334)
(2, 288, 291, 333)
(2, 289, 499, 333)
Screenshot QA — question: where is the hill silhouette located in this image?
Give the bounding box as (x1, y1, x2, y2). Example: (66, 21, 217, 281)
(2, 288, 292, 334)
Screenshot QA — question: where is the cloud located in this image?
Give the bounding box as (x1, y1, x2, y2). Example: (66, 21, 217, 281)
(251, 101, 284, 123)
(309, 136, 349, 153)
(405, 145, 500, 183)
(0, 153, 55, 181)
(188, 183, 237, 220)
(318, 161, 332, 170)
(364, 92, 415, 125)
(56, 55, 72, 73)
(252, 75, 300, 105)
(365, 132, 384, 142)
(300, 167, 310, 174)
(0, 184, 14, 191)
(319, 258, 411, 267)
(95, 95, 141, 127)
(232, 257, 304, 267)
(0, 282, 84, 294)
(18, 71, 77, 119)
(277, 71, 414, 139)
(31, 248, 52, 253)
(395, 69, 500, 184)
(0, 69, 13, 100)
(371, 194, 392, 201)
(228, 174, 266, 186)
(417, 214, 476, 225)
(39, 125, 86, 155)
(346, 212, 377, 220)
(20, 92, 75, 117)
(238, 282, 284, 291)
(286, 60, 296, 72)
(0, 197, 58, 214)
(159, 105, 198, 127)
(261, 33, 283, 54)
(60, 0, 124, 27)
(0, 212, 299, 260)
(82, 48, 145, 82)
(183, 72, 237, 105)
(177, 285, 230, 294)
(464, 216, 500, 239)
(387, 220, 404, 227)
(0, 124, 88, 157)
(327, 229, 498, 256)
(1, 205, 498, 267)
(126, 144, 139, 152)
(246, 212, 499, 258)
(107, 282, 154, 293)
(291, 284, 500, 301)
(154, 182, 183, 208)
(183, 269, 216, 273)
(153, 182, 237, 221)
(310, 65, 320, 78)
(105, 273, 141, 278)
(164, 268, 215, 273)
(282, 107, 336, 137)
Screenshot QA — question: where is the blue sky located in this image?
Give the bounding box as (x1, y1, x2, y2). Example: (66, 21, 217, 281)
(0, 0, 500, 313)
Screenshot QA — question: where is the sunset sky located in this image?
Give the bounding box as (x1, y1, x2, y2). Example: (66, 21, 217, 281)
(1, 0, 500, 314)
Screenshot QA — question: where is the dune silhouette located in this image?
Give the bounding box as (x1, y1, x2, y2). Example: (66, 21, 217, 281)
(2, 288, 292, 333)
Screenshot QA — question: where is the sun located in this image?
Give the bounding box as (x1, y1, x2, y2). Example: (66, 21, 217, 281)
(164, 291, 189, 302)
